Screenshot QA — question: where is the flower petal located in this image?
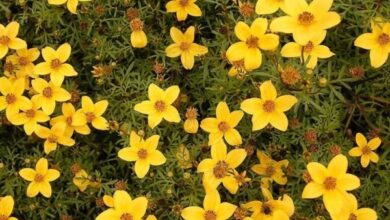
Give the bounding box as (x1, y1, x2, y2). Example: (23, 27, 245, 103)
(234, 22, 251, 41)
(337, 174, 360, 191)
(275, 95, 297, 112)
(307, 162, 327, 183)
(225, 149, 246, 168)
(135, 159, 150, 178)
(258, 34, 279, 51)
(327, 154, 348, 178)
(181, 207, 205, 220)
(226, 42, 248, 61)
(367, 137, 381, 150)
(224, 129, 242, 146)
(269, 111, 288, 131)
(148, 151, 166, 166)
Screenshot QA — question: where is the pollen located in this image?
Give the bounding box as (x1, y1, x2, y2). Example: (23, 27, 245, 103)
(378, 33, 389, 46)
(19, 56, 29, 66)
(261, 203, 272, 215)
(154, 100, 166, 112)
(51, 59, 62, 69)
(0, 36, 10, 45)
(66, 116, 73, 126)
(86, 112, 96, 123)
(246, 36, 259, 48)
(179, 0, 189, 7)
(265, 165, 275, 176)
(120, 213, 133, 220)
(218, 121, 230, 133)
(213, 161, 229, 179)
(303, 41, 314, 53)
(204, 210, 217, 220)
(137, 149, 148, 159)
(262, 100, 275, 112)
(4, 61, 16, 73)
(25, 109, 36, 118)
(239, 2, 254, 18)
(348, 213, 357, 220)
(47, 135, 58, 143)
(42, 87, 53, 98)
(34, 174, 45, 182)
(323, 177, 337, 190)
(130, 18, 143, 31)
(185, 107, 198, 119)
(5, 94, 16, 104)
(298, 11, 314, 26)
(180, 42, 191, 51)
(361, 146, 372, 155)
(280, 67, 301, 85)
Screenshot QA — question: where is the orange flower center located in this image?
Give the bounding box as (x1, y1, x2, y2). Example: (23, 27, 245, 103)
(0, 215, 8, 220)
(48, 134, 58, 143)
(218, 121, 230, 133)
(51, 59, 62, 69)
(5, 94, 16, 104)
(34, 174, 45, 182)
(378, 33, 389, 46)
(204, 210, 217, 220)
(0, 35, 10, 45)
(361, 146, 372, 155)
(26, 109, 36, 118)
(262, 100, 275, 112)
(261, 203, 272, 215)
(180, 42, 191, 51)
(213, 161, 229, 179)
(154, 100, 166, 112)
(42, 87, 53, 98)
(246, 35, 259, 48)
(120, 213, 133, 220)
(66, 116, 73, 126)
(323, 177, 337, 190)
(298, 11, 314, 25)
(19, 56, 29, 66)
(4, 61, 15, 73)
(130, 18, 143, 31)
(86, 112, 96, 123)
(185, 107, 198, 119)
(348, 213, 357, 220)
(265, 165, 275, 176)
(179, 0, 189, 7)
(137, 149, 148, 159)
(303, 41, 314, 53)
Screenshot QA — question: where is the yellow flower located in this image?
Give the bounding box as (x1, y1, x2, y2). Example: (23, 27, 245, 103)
(35, 123, 75, 154)
(302, 154, 360, 214)
(19, 157, 60, 198)
(241, 81, 297, 131)
(281, 32, 334, 69)
(226, 18, 279, 70)
(165, 26, 208, 70)
(130, 18, 147, 48)
(34, 43, 77, 86)
(251, 151, 289, 185)
(73, 169, 91, 192)
(354, 21, 390, 68)
(228, 59, 247, 77)
(118, 131, 166, 178)
(270, 0, 341, 43)
(0, 195, 16, 220)
(255, 0, 287, 15)
(0, 21, 27, 59)
(8, 98, 50, 135)
(48, 0, 91, 14)
(80, 96, 109, 130)
(197, 143, 247, 194)
(184, 107, 199, 134)
(96, 190, 148, 220)
(330, 194, 377, 220)
(146, 215, 157, 220)
(348, 133, 381, 168)
(200, 101, 244, 146)
(166, 0, 202, 21)
(0, 77, 30, 119)
(134, 83, 181, 129)
(181, 190, 236, 220)
(103, 195, 115, 207)
(242, 187, 294, 220)
(7, 47, 40, 77)
(31, 78, 71, 115)
(51, 103, 90, 136)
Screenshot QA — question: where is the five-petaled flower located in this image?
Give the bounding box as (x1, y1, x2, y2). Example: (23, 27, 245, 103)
(0, 21, 27, 59)
(330, 193, 377, 220)
(7, 47, 40, 78)
(118, 131, 166, 178)
(51, 102, 90, 136)
(251, 151, 289, 185)
(165, 26, 208, 70)
(241, 81, 297, 131)
(0, 77, 30, 120)
(19, 157, 60, 198)
(80, 96, 109, 130)
(0, 195, 17, 220)
(166, 0, 202, 21)
(134, 83, 181, 129)
(35, 123, 75, 154)
(348, 133, 381, 168)
(48, 0, 91, 14)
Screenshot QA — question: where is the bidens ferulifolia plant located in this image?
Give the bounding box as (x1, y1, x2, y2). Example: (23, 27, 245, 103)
(0, 0, 388, 219)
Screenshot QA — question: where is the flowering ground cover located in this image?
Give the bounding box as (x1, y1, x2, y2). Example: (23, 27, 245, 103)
(0, 0, 389, 219)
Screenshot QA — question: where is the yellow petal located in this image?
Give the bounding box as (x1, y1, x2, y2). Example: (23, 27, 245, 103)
(307, 162, 327, 183)
(148, 151, 166, 165)
(224, 129, 242, 146)
(94, 100, 108, 116)
(103, 195, 114, 207)
(251, 164, 266, 175)
(260, 80, 277, 100)
(270, 16, 297, 33)
(348, 147, 362, 157)
(170, 26, 184, 43)
(275, 95, 297, 112)
(227, 110, 243, 127)
(81, 96, 94, 112)
(282, 0, 308, 15)
(50, 72, 65, 86)
(129, 197, 148, 219)
(225, 149, 246, 168)
(184, 119, 199, 133)
(208, 132, 224, 146)
(131, 31, 148, 48)
(95, 209, 118, 220)
(135, 159, 150, 178)
(35, 158, 48, 174)
(45, 169, 60, 182)
(57, 43, 71, 62)
(176, 9, 188, 21)
(34, 62, 52, 75)
(252, 111, 270, 131)
(255, 0, 280, 15)
(39, 181, 52, 198)
(313, 45, 334, 58)
(0, 196, 14, 216)
(367, 137, 381, 150)
(165, 44, 182, 57)
(59, 63, 77, 77)
(113, 190, 132, 213)
(327, 154, 348, 178)
(258, 34, 279, 51)
(26, 182, 40, 197)
(0, 45, 8, 59)
(189, 43, 208, 56)
(5, 21, 20, 38)
(251, 18, 268, 37)
(148, 114, 163, 129)
(355, 133, 367, 147)
(240, 98, 262, 115)
(181, 51, 195, 70)
(197, 159, 215, 173)
(308, 0, 333, 16)
(8, 38, 26, 50)
(203, 190, 221, 210)
(304, 55, 318, 69)
(319, 12, 341, 29)
(234, 22, 251, 41)
(185, 3, 202, 16)
(216, 101, 230, 121)
(163, 85, 180, 104)
(222, 175, 239, 194)
(244, 48, 262, 70)
(183, 26, 195, 43)
(92, 116, 108, 130)
(200, 118, 219, 133)
(19, 168, 36, 181)
(48, 0, 67, 5)
(226, 42, 248, 61)
(166, 1, 179, 12)
(355, 208, 377, 220)
(269, 111, 288, 131)
(118, 147, 138, 161)
(337, 174, 360, 191)
(211, 143, 227, 160)
(163, 105, 181, 122)
(134, 101, 155, 115)
(369, 152, 379, 163)
(181, 207, 205, 220)
(215, 202, 236, 219)
(323, 190, 347, 214)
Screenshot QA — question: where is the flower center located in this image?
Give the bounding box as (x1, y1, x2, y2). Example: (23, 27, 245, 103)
(378, 33, 389, 46)
(47, 134, 58, 143)
(180, 42, 191, 51)
(34, 174, 45, 182)
(42, 87, 53, 98)
(51, 59, 62, 69)
(26, 109, 36, 118)
(19, 56, 29, 66)
(213, 161, 229, 179)
(218, 121, 230, 133)
(137, 149, 148, 159)
(120, 213, 133, 220)
(4, 61, 15, 73)
(154, 100, 166, 112)
(262, 100, 275, 112)
(185, 107, 198, 119)
(86, 112, 96, 123)
(348, 213, 357, 220)
(0, 36, 10, 45)
(361, 146, 372, 155)
(303, 41, 314, 53)
(204, 210, 217, 220)
(66, 116, 73, 126)
(298, 11, 314, 25)
(246, 35, 259, 48)
(265, 165, 275, 176)
(5, 94, 16, 104)
(262, 203, 272, 215)
(0, 215, 8, 220)
(323, 177, 337, 190)
(179, 0, 189, 7)
(130, 18, 143, 31)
